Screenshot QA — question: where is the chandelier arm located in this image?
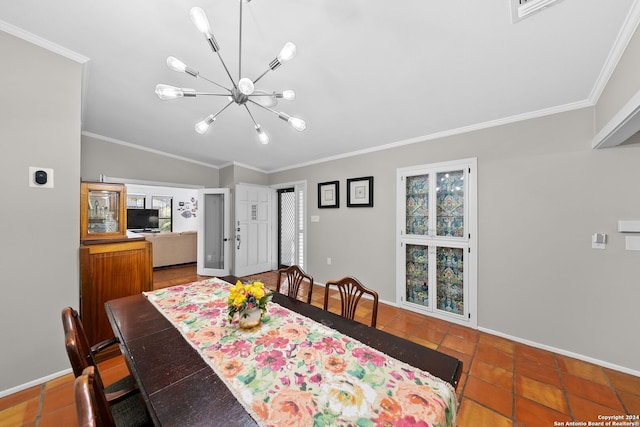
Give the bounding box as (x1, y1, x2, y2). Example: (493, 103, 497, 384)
(247, 99, 284, 118)
(216, 51, 239, 90)
(247, 91, 276, 98)
(198, 75, 233, 93)
(212, 100, 235, 119)
(194, 93, 234, 97)
(252, 68, 271, 85)
(239, 0, 243, 82)
(243, 104, 260, 127)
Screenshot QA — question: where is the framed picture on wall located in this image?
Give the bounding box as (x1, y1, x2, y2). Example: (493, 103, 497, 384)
(318, 181, 339, 208)
(347, 176, 374, 207)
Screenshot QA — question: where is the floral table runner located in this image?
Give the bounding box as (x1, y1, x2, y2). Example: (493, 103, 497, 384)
(144, 278, 457, 427)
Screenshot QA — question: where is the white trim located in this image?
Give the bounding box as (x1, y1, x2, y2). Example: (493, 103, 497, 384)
(100, 175, 204, 189)
(479, 327, 640, 377)
(589, 0, 640, 104)
(269, 100, 591, 173)
(82, 132, 221, 169)
(592, 89, 640, 148)
(229, 161, 269, 174)
(0, 20, 89, 64)
(0, 368, 72, 399)
(293, 281, 639, 376)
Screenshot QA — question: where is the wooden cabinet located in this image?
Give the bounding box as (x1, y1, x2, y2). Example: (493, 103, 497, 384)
(80, 182, 127, 241)
(80, 239, 153, 346)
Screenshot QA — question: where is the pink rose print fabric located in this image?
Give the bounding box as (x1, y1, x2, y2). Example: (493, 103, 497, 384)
(145, 278, 457, 426)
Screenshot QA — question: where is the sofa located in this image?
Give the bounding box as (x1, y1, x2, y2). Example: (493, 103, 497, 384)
(139, 231, 197, 268)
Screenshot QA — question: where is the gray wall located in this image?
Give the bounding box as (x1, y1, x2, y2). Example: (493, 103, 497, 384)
(269, 107, 640, 373)
(217, 163, 269, 188)
(0, 32, 82, 392)
(81, 134, 220, 187)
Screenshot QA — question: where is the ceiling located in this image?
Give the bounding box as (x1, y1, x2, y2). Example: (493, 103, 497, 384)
(1, 0, 638, 172)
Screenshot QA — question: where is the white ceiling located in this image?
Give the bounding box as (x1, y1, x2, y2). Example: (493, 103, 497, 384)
(1, 0, 638, 171)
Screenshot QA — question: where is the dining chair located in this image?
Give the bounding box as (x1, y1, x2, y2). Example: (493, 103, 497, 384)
(74, 366, 152, 427)
(276, 265, 314, 304)
(323, 276, 379, 328)
(61, 307, 138, 403)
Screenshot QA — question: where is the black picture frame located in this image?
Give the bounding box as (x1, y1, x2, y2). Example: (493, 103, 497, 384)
(318, 181, 339, 208)
(347, 176, 374, 207)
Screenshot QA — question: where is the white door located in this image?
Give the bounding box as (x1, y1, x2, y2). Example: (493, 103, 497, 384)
(234, 184, 275, 277)
(197, 188, 231, 277)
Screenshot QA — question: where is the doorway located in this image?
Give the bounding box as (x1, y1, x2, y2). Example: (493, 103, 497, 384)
(275, 182, 306, 270)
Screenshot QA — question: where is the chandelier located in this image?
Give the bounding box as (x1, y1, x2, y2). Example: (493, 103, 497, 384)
(154, 1, 306, 145)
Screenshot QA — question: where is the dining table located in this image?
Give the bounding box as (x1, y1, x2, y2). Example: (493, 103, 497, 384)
(105, 276, 462, 426)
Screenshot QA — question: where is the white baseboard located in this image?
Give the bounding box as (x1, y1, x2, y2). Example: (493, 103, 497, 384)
(0, 368, 72, 399)
(318, 281, 639, 377)
(479, 327, 640, 378)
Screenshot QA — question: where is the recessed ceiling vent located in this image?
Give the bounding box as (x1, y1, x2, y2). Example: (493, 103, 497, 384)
(510, 0, 564, 23)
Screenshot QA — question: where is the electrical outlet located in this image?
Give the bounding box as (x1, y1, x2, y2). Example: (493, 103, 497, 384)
(327, 257, 331, 265)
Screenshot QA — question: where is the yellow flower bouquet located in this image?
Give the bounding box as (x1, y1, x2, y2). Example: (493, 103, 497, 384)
(227, 280, 272, 324)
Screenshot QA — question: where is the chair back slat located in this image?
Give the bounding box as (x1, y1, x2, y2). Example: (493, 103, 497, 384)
(277, 265, 314, 303)
(324, 276, 379, 327)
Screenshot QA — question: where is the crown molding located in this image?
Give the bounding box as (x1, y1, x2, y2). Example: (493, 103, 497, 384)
(589, 0, 640, 104)
(81, 131, 221, 169)
(0, 20, 89, 63)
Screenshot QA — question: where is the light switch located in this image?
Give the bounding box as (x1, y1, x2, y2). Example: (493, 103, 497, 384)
(592, 233, 607, 249)
(311, 215, 320, 222)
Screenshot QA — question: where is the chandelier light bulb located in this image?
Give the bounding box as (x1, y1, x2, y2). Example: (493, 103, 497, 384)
(155, 84, 184, 100)
(277, 42, 297, 62)
(288, 117, 306, 132)
(189, 7, 212, 35)
(281, 90, 296, 101)
(195, 115, 216, 134)
(238, 78, 255, 95)
(166, 56, 187, 73)
(256, 125, 269, 144)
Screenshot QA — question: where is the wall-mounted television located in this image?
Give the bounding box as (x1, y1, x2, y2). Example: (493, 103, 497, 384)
(127, 208, 160, 231)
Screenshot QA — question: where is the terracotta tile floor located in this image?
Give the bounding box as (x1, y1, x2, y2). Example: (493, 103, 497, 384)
(2, 265, 638, 426)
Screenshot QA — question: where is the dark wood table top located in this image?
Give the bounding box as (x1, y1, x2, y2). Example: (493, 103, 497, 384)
(105, 278, 462, 427)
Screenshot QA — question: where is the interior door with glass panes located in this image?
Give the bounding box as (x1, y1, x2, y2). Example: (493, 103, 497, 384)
(397, 159, 477, 328)
(197, 188, 231, 277)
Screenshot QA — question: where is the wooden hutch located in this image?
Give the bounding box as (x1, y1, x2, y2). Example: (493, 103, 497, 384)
(79, 182, 153, 348)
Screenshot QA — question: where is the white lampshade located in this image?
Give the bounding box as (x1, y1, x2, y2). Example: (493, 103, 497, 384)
(189, 7, 212, 35)
(195, 115, 215, 134)
(166, 56, 187, 73)
(277, 42, 297, 62)
(281, 90, 295, 101)
(238, 78, 255, 95)
(155, 84, 184, 100)
(253, 90, 277, 107)
(288, 117, 306, 132)
(256, 125, 269, 144)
